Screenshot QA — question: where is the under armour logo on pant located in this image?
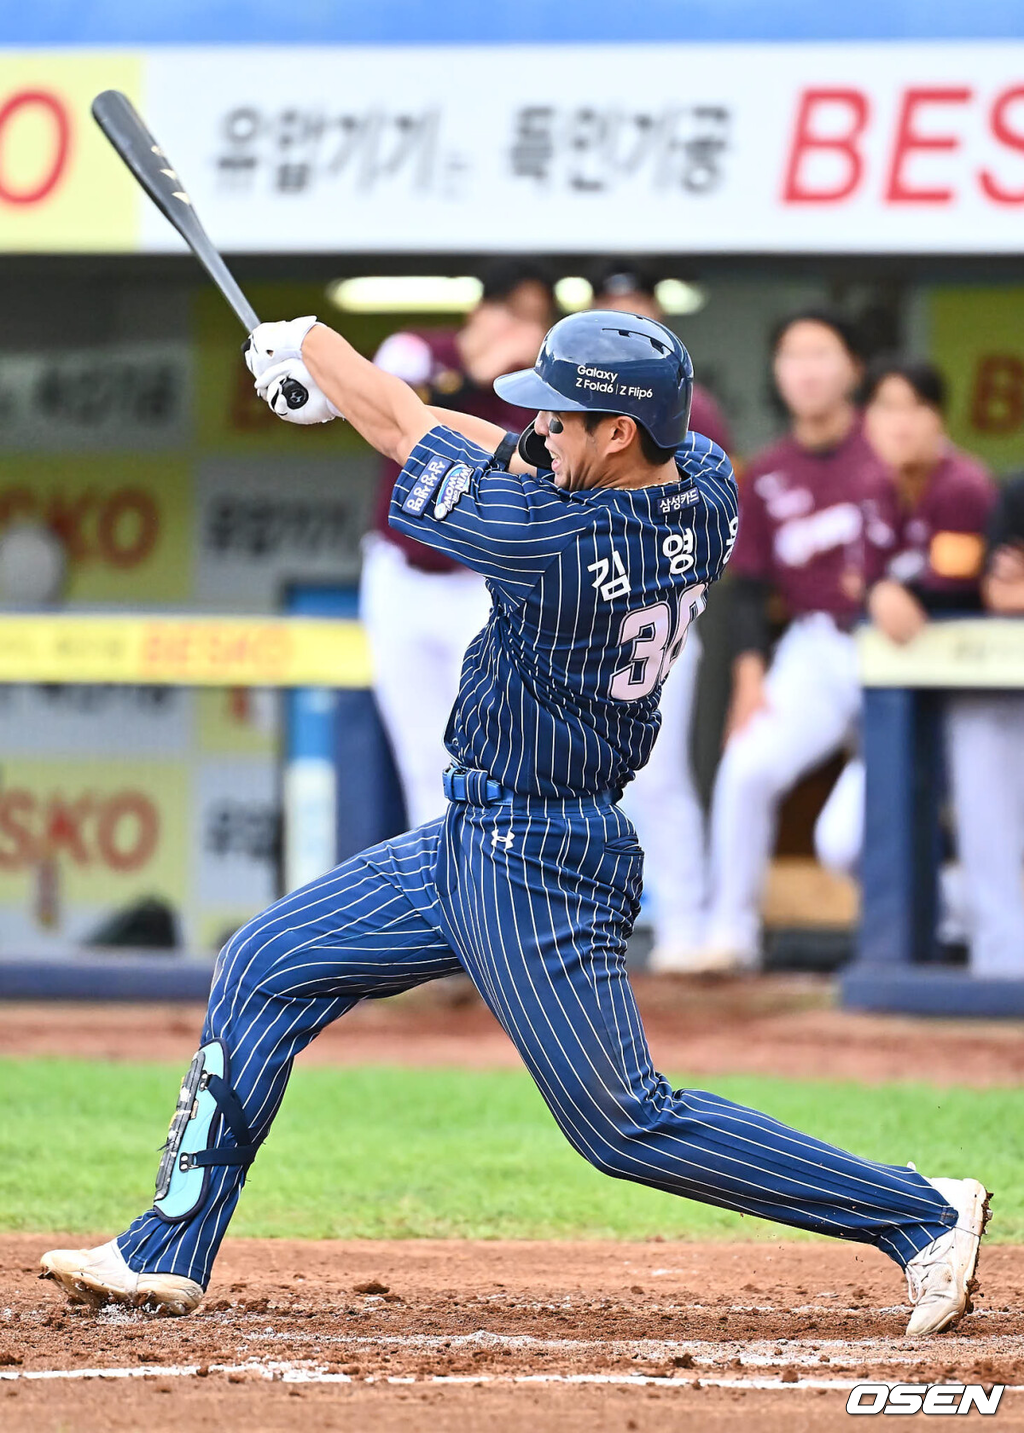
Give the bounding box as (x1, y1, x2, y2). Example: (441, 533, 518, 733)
(492, 826, 514, 851)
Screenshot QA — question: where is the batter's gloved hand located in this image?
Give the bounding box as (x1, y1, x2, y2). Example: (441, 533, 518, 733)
(255, 357, 342, 425)
(244, 316, 319, 381)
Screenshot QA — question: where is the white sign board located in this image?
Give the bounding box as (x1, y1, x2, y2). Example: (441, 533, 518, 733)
(134, 42, 1024, 253)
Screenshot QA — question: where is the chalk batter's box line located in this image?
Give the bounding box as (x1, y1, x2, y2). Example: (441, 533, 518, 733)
(5, 1362, 1023, 1392)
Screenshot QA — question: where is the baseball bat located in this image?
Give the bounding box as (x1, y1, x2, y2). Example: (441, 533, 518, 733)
(91, 89, 308, 409)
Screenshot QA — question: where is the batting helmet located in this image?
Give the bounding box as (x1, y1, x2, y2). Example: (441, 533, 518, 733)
(493, 310, 693, 449)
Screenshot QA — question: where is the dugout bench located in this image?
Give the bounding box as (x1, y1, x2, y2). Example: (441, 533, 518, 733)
(841, 617, 1024, 1018)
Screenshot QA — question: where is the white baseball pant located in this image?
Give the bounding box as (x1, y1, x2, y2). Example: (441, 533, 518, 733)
(359, 534, 492, 828)
(813, 755, 865, 879)
(622, 632, 707, 955)
(944, 693, 1024, 977)
(707, 614, 860, 960)
(814, 694, 1024, 977)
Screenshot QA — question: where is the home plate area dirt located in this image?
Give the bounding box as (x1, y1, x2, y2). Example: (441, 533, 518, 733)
(5, 1236, 1024, 1431)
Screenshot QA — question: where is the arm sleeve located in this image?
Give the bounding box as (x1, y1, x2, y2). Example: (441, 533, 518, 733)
(731, 576, 772, 657)
(389, 425, 588, 594)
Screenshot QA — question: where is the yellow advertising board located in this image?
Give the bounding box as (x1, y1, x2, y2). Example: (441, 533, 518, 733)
(928, 286, 1024, 475)
(0, 52, 140, 252)
(0, 454, 192, 603)
(0, 756, 187, 919)
(0, 613, 371, 687)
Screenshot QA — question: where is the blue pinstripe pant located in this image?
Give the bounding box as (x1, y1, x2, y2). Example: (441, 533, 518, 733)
(119, 796, 955, 1287)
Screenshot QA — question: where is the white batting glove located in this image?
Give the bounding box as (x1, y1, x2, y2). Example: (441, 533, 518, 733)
(256, 357, 343, 425)
(244, 316, 319, 381)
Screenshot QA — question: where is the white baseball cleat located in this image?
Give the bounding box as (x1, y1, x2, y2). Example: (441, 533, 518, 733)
(40, 1239, 203, 1317)
(904, 1176, 992, 1337)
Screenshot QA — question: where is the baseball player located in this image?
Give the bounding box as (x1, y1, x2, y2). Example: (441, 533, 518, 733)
(815, 359, 1011, 974)
(977, 473, 1024, 969)
(704, 310, 894, 970)
(589, 261, 733, 971)
(42, 310, 987, 1337)
(363, 262, 553, 827)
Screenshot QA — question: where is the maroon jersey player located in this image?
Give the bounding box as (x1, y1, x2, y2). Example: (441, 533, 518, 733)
(976, 474, 1024, 972)
(816, 359, 1014, 977)
(704, 310, 894, 969)
(864, 359, 995, 639)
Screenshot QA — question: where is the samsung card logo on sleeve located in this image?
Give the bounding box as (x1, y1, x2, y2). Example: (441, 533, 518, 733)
(402, 455, 453, 516)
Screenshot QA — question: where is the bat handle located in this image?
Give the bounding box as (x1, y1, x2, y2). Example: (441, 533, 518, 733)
(241, 336, 309, 409)
(280, 377, 309, 409)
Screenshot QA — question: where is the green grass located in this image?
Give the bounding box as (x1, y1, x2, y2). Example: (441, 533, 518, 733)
(1, 1058, 1019, 1242)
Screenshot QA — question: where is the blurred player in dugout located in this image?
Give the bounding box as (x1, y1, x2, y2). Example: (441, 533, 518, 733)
(361, 261, 554, 828)
(588, 261, 734, 971)
(815, 358, 1020, 978)
(703, 310, 894, 972)
(980, 470, 1024, 967)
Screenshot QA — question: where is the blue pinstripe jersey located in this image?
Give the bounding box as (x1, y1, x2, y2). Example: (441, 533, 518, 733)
(390, 424, 738, 798)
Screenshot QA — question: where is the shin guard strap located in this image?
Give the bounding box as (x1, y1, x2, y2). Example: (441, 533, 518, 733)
(153, 1039, 259, 1222)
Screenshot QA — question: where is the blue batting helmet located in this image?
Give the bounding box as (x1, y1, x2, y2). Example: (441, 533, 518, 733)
(493, 310, 693, 449)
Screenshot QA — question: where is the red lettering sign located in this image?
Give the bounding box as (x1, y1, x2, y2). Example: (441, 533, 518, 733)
(96, 792, 159, 872)
(782, 81, 1024, 213)
(0, 788, 160, 872)
(980, 85, 1024, 204)
(783, 89, 870, 202)
(0, 487, 160, 569)
(96, 488, 160, 568)
(0, 90, 70, 205)
(886, 87, 971, 203)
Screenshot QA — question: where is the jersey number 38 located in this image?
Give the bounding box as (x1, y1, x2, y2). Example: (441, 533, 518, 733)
(609, 583, 707, 702)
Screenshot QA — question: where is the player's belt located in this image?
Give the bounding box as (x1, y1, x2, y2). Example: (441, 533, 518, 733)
(442, 766, 510, 805)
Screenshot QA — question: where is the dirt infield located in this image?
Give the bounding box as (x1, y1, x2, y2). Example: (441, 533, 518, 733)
(5, 973, 1024, 1085)
(6, 1235, 1024, 1431)
(6, 977, 1023, 1428)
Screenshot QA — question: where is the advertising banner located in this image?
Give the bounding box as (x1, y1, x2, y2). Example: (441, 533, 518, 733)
(0, 454, 193, 603)
(3, 43, 1024, 254)
(0, 614, 371, 687)
(0, 756, 188, 950)
(927, 286, 1024, 473)
(194, 456, 376, 607)
(0, 51, 141, 250)
(0, 342, 191, 450)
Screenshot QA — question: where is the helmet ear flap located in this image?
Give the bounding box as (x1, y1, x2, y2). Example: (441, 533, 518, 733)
(517, 421, 552, 469)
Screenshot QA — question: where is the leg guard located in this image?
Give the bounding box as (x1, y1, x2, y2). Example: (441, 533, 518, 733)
(154, 1039, 259, 1222)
